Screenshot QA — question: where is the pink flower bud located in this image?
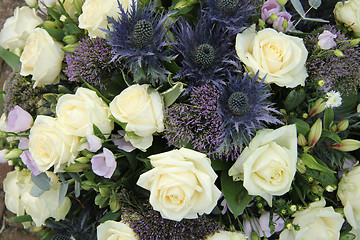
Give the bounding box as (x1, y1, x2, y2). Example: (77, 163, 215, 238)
(7, 106, 33, 132)
(317, 30, 337, 50)
(332, 139, 360, 152)
(308, 118, 322, 147)
(91, 148, 116, 178)
(85, 135, 102, 152)
(261, 0, 281, 24)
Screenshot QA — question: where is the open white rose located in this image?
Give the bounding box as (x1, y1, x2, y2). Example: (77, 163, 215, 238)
(338, 165, 360, 229)
(229, 124, 297, 206)
(20, 171, 71, 227)
(334, 0, 360, 37)
(79, 0, 132, 38)
(206, 231, 247, 240)
(97, 220, 138, 240)
(56, 87, 114, 137)
(137, 148, 221, 221)
(29, 115, 81, 172)
(110, 84, 164, 151)
(20, 28, 64, 87)
(0, 6, 43, 55)
(279, 198, 344, 240)
(235, 26, 308, 88)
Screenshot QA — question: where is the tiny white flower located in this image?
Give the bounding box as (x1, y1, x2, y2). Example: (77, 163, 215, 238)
(325, 90, 342, 108)
(326, 185, 335, 192)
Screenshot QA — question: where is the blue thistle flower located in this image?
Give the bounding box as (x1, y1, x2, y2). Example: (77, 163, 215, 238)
(64, 37, 118, 90)
(217, 73, 281, 150)
(203, 0, 259, 34)
(106, 0, 175, 87)
(173, 12, 242, 87)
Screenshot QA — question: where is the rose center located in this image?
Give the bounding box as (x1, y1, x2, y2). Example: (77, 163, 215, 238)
(216, 0, 239, 15)
(227, 91, 249, 116)
(194, 44, 215, 69)
(131, 19, 153, 49)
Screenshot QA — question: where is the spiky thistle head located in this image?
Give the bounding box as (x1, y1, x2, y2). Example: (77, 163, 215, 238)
(106, 0, 175, 87)
(217, 72, 282, 150)
(172, 12, 242, 87)
(203, 0, 259, 35)
(64, 37, 119, 90)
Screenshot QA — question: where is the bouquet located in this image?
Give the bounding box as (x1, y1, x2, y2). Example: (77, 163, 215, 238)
(0, 0, 360, 239)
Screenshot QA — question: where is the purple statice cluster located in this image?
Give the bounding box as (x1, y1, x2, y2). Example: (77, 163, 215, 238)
(4, 68, 41, 115)
(64, 37, 118, 90)
(121, 204, 220, 240)
(164, 84, 240, 162)
(306, 25, 360, 94)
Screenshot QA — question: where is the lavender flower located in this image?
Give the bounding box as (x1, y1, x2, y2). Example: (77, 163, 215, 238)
(91, 148, 116, 178)
(217, 73, 281, 150)
(7, 105, 33, 132)
(121, 204, 220, 240)
(4, 68, 41, 115)
(106, 0, 175, 87)
(172, 13, 242, 87)
(164, 84, 240, 161)
(306, 25, 360, 94)
(261, 0, 281, 24)
(64, 37, 118, 90)
(85, 135, 102, 153)
(317, 30, 337, 50)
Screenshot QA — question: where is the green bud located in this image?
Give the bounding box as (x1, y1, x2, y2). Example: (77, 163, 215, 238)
(296, 159, 306, 174)
(43, 21, 57, 29)
(80, 137, 87, 143)
(5, 149, 23, 159)
(350, 38, 360, 46)
(317, 79, 325, 86)
(337, 120, 349, 132)
(330, 124, 337, 132)
(311, 184, 324, 195)
(174, 0, 188, 9)
(334, 49, 344, 57)
(276, 0, 288, 5)
(63, 163, 91, 172)
(297, 133, 307, 146)
(308, 118, 322, 147)
(75, 157, 90, 163)
(309, 98, 326, 117)
(81, 180, 96, 191)
(270, 14, 279, 22)
(109, 198, 121, 212)
(282, 19, 289, 30)
(290, 205, 297, 212)
(95, 193, 108, 207)
(62, 43, 79, 53)
(251, 231, 260, 240)
(280, 109, 287, 115)
(63, 35, 78, 45)
(302, 113, 308, 119)
(325, 185, 335, 192)
(99, 187, 111, 197)
(332, 139, 360, 152)
(259, 19, 266, 27)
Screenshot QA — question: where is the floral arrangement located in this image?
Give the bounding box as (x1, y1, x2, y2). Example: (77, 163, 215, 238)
(0, 0, 360, 239)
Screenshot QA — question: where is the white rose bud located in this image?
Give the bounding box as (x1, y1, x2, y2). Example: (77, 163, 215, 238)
(20, 28, 64, 88)
(97, 220, 138, 240)
(0, 6, 43, 54)
(334, 0, 360, 37)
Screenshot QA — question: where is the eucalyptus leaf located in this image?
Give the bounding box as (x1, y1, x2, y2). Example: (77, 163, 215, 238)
(290, 0, 306, 17)
(301, 153, 336, 173)
(308, 0, 321, 9)
(221, 171, 252, 217)
(302, 17, 329, 23)
(31, 172, 51, 191)
(75, 180, 81, 198)
(68, 172, 82, 182)
(30, 185, 46, 197)
(59, 181, 69, 207)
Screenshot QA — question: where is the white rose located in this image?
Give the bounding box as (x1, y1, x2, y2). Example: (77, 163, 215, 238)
(56, 87, 114, 137)
(338, 165, 360, 229)
(0, 6, 43, 55)
(334, 0, 360, 37)
(110, 84, 164, 151)
(97, 220, 138, 240)
(20, 171, 71, 227)
(229, 124, 297, 206)
(137, 148, 221, 221)
(78, 0, 132, 38)
(279, 198, 344, 240)
(235, 26, 308, 88)
(20, 28, 64, 88)
(29, 115, 81, 172)
(207, 231, 247, 240)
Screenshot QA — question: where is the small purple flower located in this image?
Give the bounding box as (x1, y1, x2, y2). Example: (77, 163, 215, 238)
(20, 150, 42, 176)
(18, 137, 29, 150)
(112, 130, 136, 152)
(7, 105, 33, 132)
(318, 30, 337, 50)
(272, 11, 293, 32)
(85, 135, 102, 152)
(243, 212, 284, 238)
(0, 149, 9, 163)
(91, 148, 116, 178)
(261, 0, 281, 24)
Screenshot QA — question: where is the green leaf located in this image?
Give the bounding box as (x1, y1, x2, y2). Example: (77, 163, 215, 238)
(301, 153, 336, 173)
(64, 23, 82, 35)
(211, 158, 232, 171)
(98, 211, 121, 223)
(43, 93, 58, 105)
(221, 171, 252, 217)
(7, 214, 33, 223)
(161, 82, 185, 107)
(302, 17, 329, 23)
(31, 172, 51, 191)
(109, 115, 127, 130)
(284, 89, 305, 111)
(93, 124, 105, 139)
(64, 163, 91, 172)
(84, 168, 96, 182)
(323, 108, 334, 129)
(288, 118, 310, 136)
(59, 181, 68, 207)
(43, 27, 65, 42)
(308, 0, 321, 9)
(290, 0, 306, 17)
(80, 77, 111, 104)
(321, 129, 341, 144)
(75, 180, 80, 198)
(0, 46, 21, 69)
